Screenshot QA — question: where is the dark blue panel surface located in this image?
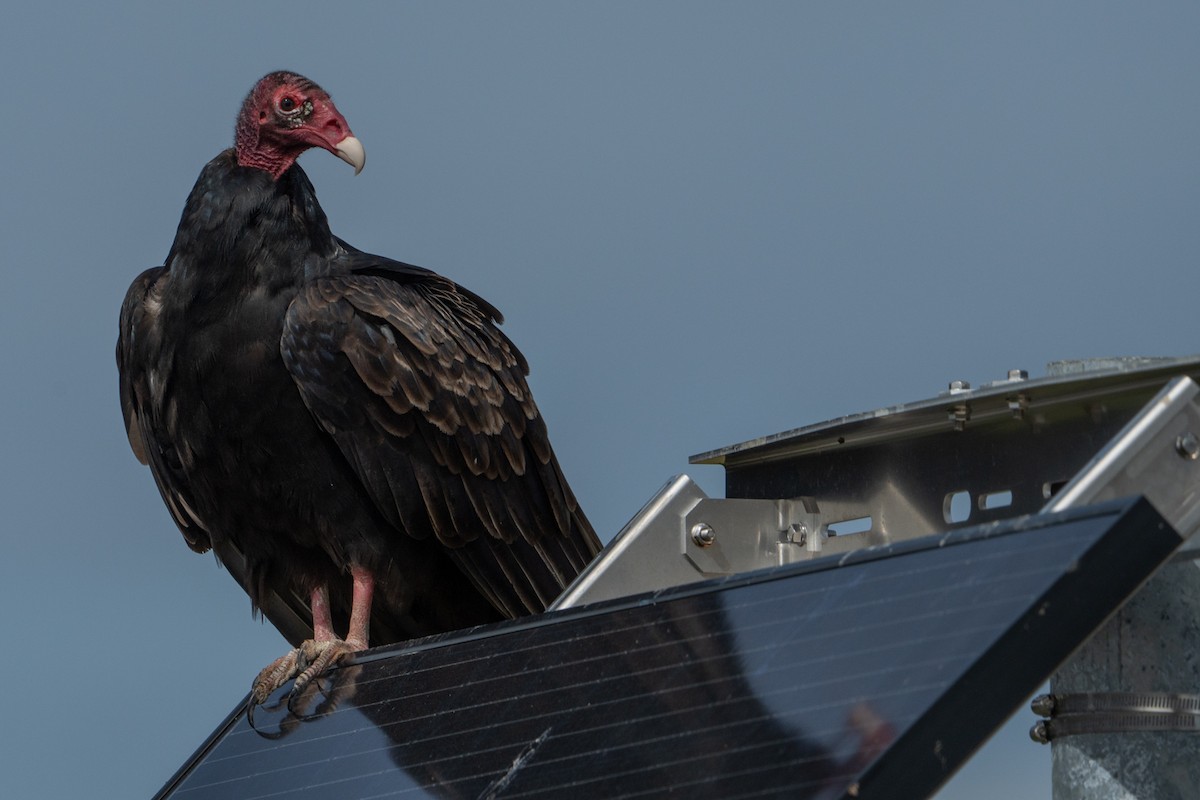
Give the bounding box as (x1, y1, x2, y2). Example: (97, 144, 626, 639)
(158, 497, 1179, 800)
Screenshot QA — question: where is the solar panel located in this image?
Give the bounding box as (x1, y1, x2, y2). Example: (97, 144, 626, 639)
(156, 497, 1180, 800)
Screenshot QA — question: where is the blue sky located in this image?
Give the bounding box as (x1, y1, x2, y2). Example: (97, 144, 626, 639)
(2, 3, 1197, 797)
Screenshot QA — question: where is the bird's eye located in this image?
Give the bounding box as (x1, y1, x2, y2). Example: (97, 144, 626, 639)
(279, 96, 297, 113)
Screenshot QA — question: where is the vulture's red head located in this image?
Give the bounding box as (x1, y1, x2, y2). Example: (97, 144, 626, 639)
(234, 71, 365, 179)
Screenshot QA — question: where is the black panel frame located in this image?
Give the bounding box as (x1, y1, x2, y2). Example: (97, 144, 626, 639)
(155, 497, 1180, 800)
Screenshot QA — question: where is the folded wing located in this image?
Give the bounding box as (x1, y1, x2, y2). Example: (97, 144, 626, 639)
(280, 262, 599, 617)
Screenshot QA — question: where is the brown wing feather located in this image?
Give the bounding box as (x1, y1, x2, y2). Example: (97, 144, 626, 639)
(281, 273, 600, 615)
(117, 266, 213, 554)
(117, 268, 160, 465)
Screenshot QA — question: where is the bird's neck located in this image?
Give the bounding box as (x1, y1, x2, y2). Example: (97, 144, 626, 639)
(234, 115, 302, 179)
(165, 151, 338, 302)
(235, 142, 305, 180)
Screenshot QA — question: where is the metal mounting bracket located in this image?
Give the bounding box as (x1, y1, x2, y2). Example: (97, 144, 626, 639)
(554, 365, 1200, 612)
(1041, 375, 1200, 546)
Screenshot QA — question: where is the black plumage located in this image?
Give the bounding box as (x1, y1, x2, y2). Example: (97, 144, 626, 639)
(117, 72, 600, 698)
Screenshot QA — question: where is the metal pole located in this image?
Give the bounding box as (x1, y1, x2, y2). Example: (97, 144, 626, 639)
(1050, 563, 1200, 798)
(1041, 373, 1200, 798)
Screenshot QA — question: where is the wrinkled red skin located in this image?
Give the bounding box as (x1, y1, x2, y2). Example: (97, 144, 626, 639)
(235, 71, 355, 179)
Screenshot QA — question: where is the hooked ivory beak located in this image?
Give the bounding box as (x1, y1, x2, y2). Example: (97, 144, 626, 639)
(335, 136, 366, 175)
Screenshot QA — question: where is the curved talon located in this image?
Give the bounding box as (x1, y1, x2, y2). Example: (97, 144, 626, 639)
(247, 696, 288, 737)
(250, 647, 302, 707)
(292, 639, 355, 697)
(250, 638, 360, 714)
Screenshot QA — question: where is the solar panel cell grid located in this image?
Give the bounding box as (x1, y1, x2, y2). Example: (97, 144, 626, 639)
(160, 498, 1179, 800)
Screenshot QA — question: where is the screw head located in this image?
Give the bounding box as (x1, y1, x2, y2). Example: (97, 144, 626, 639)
(691, 523, 716, 547)
(1007, 369, 1029, 381)
(1177, 432, 1200, 460)
(948, 379, 971, 393)
(1030, 694, 1056, 717)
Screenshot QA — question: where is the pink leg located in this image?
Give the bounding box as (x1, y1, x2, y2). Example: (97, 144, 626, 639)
(346, 566, 373, 650)
(310, 584, 337, 643)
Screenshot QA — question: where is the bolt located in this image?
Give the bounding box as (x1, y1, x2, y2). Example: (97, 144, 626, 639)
(787, 523, 807, 545)
(1177, 432, 1200, 460)
(691, 522, 716, 547)
(1007, 369, 1029, 381)
(1029, 721, 1051, 745)
(1030, 694, 1056, 717)
(1008, 392, 1029, 420)
(948, 379, 971, 394)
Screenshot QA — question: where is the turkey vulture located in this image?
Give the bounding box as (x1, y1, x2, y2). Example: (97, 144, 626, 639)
(117, 71, 601, 704)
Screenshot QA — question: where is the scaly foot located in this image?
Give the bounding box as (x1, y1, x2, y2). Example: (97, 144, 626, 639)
(250, 638, 364, 707)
